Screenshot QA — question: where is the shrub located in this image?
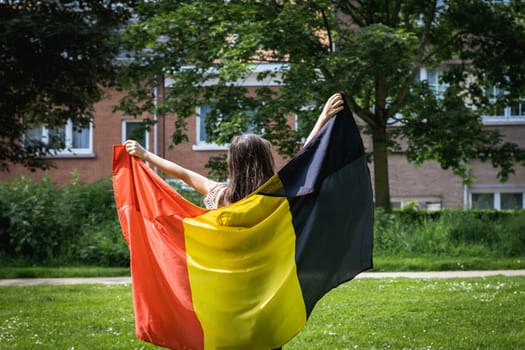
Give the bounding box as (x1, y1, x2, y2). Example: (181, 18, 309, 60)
(374, 209, 525, 257)
(0, 175, 63, 260)
(77, 221, 129, 266)
(0, 174, 127, 266)
(1, 173, 524, 266)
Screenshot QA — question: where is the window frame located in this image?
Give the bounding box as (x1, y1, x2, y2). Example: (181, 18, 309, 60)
(121, 120, 150, 150)
(180, 63, 285, 152)
(419, 67, 448, 98)
(391, 197, 442, 211)
(481, 85, 525, 124)
(482, 103, 525, 125)
(467, 184, 525, 210)
(192, 105, 230, 151)
(28, 120, 94, 158)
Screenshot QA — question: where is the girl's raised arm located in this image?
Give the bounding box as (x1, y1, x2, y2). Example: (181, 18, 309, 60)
(124, 140, 218, 195)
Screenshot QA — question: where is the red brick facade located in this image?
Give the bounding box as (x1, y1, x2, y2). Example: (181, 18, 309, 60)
(0, 89, 289, 184)
(1, 89, 524, 209)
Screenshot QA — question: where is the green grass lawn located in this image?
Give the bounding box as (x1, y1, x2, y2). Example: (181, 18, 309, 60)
(1, 276, 524, 349)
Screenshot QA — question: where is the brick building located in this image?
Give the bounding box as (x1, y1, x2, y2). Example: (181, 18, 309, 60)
(1, 65, 524, 210)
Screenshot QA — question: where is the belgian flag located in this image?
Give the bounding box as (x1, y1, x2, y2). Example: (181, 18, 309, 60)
(112, 95, 374, 350)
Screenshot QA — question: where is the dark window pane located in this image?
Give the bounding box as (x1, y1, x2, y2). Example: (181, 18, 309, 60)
(48, 128, 65, 149)
(472, 193, 494, 209)
(125, 122, 146, 146)
(72, 126, 90, 149)
(199, 105, 211, 142)
(501, 193, 523, 210)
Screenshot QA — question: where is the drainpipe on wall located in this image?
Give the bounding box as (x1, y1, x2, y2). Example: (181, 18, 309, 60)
(159, 74, 166, 159)
(463, 185, 469, 210)
(153, 85, 158, 159)
(153, 74, 167, 169)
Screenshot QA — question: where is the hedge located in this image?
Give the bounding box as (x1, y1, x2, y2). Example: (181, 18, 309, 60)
(0, 174, 523, 266)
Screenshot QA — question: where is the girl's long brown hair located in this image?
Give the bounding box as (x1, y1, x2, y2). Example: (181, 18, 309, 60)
(222, 133, 275, 206)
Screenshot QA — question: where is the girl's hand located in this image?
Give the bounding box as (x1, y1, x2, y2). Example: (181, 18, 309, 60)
(320, 93, 344, 124)
(124, 140, 148, 160)
(303, 93, 345, 147)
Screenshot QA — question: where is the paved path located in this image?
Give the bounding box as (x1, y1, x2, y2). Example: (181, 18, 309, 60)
(1, 270, 524, 286)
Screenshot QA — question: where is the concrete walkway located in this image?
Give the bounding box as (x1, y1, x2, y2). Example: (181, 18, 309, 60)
(1, 270, 524, 287)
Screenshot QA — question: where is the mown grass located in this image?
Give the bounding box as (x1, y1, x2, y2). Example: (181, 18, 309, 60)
(0, 276, 524, 349)
(289, 276, 525, 349)
(0, 283, 154, 350)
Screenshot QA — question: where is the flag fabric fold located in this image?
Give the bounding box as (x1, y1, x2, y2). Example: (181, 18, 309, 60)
(112, 96, 374, 350)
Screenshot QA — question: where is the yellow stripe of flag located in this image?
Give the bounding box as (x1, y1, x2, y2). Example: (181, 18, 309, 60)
(184, 190, 307, 349)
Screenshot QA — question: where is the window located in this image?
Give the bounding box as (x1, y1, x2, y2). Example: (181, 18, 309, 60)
(468, 185, 525, 210)
(471, 193, 495, 209)
(485, 85, 506, 117)
(122, 120, 149, 148)
(483, 104, 525, 122)
(419, 67, 447, 98)
(197, 105, 212, 145)
(391, 197, 442, 211)
(483, 86, 525, 123)
(510, 102, 525, 117)
(27, 121, 93, 156)
(192, 105, 237, 151)
(501, 193, 523, 210)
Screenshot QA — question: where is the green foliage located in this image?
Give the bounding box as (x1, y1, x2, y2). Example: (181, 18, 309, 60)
(76, 222, 129, 267)
(374, 208, 525, 258)
(1, 175, 523, 267)
(0, 175, 63, 260)
(117, 0, 525, 208)
(0, 175, 127, 266)
(168, 180, 205, 207)
(205, 154, 229, 182)
(0, 0, 135, 171)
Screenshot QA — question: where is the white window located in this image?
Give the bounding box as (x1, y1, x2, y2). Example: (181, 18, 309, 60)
(483, 104, 525, 123)
(510, 101, 525, 117)
(192, 105, 229, 151)
(467, 185, 525, 210)
(391, 197, 442, 211)
(27, 120, 93, 157)
(121, 120, 149, 148)
(193, 105, 268, 151)
(419, 67, 447, 98)
(500, 193, 524, 209)
(482, 86, 525, 123)
(197, 105, 212, 144)
(471, 193, 495, 209)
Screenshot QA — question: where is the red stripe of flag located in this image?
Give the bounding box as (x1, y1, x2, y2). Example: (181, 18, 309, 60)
(113, 145, 206, 349)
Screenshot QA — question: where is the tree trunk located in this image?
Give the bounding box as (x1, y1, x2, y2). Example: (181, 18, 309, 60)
(372, 125, 392, 210)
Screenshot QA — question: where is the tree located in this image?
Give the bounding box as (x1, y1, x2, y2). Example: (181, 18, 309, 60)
(0, 0, 135, 171)
(117, 0, 525, 208)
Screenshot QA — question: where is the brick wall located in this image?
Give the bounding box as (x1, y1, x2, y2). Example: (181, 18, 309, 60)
(2, 91, 524, 210)
(0, 90, 128, 184)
